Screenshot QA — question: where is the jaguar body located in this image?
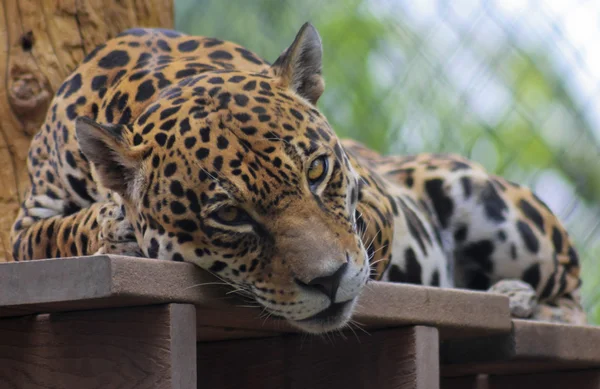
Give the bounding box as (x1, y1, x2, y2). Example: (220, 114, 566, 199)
(11, 23, 585, 333)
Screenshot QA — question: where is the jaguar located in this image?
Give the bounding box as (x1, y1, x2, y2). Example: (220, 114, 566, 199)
(11, 23, 586, 333)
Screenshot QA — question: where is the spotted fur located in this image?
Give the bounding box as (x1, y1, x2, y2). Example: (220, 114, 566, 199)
(11, 23, 585, 333)
(344, 141, 585, 324)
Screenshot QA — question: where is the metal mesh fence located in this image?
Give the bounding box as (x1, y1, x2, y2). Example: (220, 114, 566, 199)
(176, 0, 600, 322)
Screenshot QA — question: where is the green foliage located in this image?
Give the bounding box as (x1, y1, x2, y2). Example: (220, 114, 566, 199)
(176, 0, 394, 150)
(176, 0, 600, 324)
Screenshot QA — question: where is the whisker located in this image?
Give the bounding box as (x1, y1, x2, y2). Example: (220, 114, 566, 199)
(345, 321, 360, 342)
(355, 211, 365, 223)
(369, 245, 387, 256)
(369, 253, 389, 267)
(336, 327, 348, 341)
(348, 319, 371, 336)
(362, 281, 376, 291)
(181, 281, 231, 291)
(359, 219, 372, 242)
(365, 229, 382, 250)
(226, 287, 254, 298)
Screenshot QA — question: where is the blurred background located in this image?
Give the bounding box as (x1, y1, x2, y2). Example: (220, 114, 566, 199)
(176, 0, 600, 324)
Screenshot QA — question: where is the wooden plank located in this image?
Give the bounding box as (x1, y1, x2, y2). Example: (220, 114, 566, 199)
(0, 304, 196, 389)
(0, 255, 231, 315)
(1, 254, 113, 305)
(441, 319, 600, 376)
(354, 282, 510, 339)
(0, 255, 512, 339)
(196, 326, 440, 389)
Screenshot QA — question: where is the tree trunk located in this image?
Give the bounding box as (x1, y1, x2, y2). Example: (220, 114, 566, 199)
(0, 0, 173, 261)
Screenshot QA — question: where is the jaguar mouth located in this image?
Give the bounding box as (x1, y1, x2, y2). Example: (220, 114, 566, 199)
(299, 300, 353, 322)
(289, 299, 356, 334)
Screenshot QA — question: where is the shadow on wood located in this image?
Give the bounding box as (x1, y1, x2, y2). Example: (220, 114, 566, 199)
(441, 371, 600, 389)
(441, 319, 600, 376)
(0, 304, 196, 389)
(197, 326, 439, 389)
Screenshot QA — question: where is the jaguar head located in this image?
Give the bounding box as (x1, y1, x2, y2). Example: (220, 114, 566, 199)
(77, 23, 369, 333)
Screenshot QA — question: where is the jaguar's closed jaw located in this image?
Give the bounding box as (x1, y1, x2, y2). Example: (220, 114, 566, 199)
(288, 298, 357, 334)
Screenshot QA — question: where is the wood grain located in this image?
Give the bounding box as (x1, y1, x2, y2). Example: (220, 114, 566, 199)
(0, 303, 196, 389)
(197, 325, 440, 389)
(0, 255, 512, 339)
(0, 0, 173, 262)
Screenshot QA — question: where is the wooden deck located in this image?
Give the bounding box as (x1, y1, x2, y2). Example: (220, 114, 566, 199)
(1, 255, 599, 388)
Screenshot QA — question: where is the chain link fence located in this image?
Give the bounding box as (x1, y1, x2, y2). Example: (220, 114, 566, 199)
(176, 0, 600, 323)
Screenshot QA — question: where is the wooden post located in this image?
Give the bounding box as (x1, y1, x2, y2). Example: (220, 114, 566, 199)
(0, 304, 196, 389)
(0, 0, 173, 261)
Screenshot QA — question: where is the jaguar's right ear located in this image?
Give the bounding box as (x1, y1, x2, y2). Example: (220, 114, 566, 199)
(76, 116, 146, 198)
(271, 22, 324, 105)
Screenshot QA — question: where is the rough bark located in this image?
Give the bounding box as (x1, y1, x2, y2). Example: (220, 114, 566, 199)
(0, 0, 173, 261)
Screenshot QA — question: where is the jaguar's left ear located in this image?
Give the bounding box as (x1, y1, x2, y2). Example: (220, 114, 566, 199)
(76, 116, 147, 199)
(271, 22, 324, 105)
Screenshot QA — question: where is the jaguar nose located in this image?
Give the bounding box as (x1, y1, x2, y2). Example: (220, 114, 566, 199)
(296, 262, 348, 301)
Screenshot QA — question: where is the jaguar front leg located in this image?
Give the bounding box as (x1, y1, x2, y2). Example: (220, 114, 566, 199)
(11, 199, 142, 261)
(94, 201, 143, 257)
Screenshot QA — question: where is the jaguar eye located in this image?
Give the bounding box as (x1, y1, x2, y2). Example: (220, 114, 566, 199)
(211, 206, 253, 226)
(307, 156, 328, 187)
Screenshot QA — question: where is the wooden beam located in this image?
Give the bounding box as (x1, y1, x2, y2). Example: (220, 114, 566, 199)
(442, 370, 600, 389)
(0, 255, 512, 339)
(441, 319, 600, 376)
(197, 326, 440, 389)
(0, 303, 196, 389)
(484, 370, 600, 389)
